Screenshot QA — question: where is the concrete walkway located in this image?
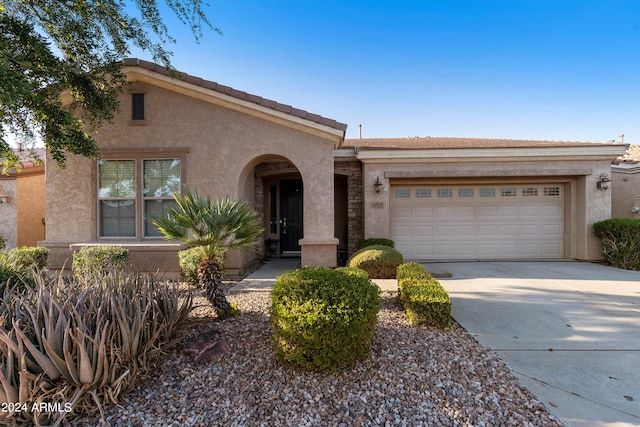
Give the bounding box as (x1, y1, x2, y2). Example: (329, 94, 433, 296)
(426, 261, 640, 427)
(228, 258, 398, 292)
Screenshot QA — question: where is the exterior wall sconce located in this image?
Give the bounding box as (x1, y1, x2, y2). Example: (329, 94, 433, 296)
(374, 176, 383, 193)
(0, 185, 9, 204)
(597, 173, 611, 191)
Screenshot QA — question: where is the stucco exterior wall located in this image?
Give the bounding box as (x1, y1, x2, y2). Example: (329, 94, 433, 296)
(17, 168, 45, 247)
(611, 166, 640, 219)
(0, 179, 17, 249)
(361, 158, 615, 261)
(43, 73, 340, 273)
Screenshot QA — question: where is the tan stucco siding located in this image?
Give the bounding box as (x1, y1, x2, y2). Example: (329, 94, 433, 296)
(611, 168, 640, 218)
(0, 179, 17, 248)
(16, 170, 45, 246)
(44, 78, 340, 271)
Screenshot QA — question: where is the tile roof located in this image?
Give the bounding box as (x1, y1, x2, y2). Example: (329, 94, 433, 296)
(122, 58, 348, 134)
(344, 136, 622, 150)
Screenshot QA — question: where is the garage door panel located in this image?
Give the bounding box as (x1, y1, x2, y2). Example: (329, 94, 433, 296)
(392, 184, 564, 260)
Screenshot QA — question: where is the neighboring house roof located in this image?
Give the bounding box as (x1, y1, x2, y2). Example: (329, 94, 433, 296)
(344, 136, 621, 150)
(122, 58, 348, 134)
(1, 147, 45, 175)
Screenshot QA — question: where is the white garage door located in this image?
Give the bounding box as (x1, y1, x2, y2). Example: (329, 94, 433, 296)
(391, 184, 564, 260)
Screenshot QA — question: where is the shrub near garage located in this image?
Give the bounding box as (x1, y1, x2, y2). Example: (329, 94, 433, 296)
(593, 218, 640, 271)
(270, 267, 381, 371)
(347, 244, 403, 279)
(397, 262, 451, 329)
(357, 238, 395, 250)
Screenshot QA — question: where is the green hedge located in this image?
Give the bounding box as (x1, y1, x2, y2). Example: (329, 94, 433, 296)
(347, 245, 403, 278)
(270, 266, 381, 371)
(397, 262, 451, 329)
(72, 246, 130, 282)
(0, 246, 49, 290)
(357, 238, 395, 250)
(593, 219, 640, 271)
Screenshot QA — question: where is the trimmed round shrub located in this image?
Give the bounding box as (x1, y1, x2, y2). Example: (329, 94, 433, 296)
(178, 247, 203, 286)
(270, 266, 381, 371)
(357, 238, 395, 250)
(347, 245, 403, 279)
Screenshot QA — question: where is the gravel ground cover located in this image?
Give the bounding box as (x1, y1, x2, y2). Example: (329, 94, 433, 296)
(80, 286, 563, 427)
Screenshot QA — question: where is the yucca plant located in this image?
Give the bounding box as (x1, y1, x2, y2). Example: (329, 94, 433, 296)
(152, 186, 263, 318)
(0, 270, 192, 426)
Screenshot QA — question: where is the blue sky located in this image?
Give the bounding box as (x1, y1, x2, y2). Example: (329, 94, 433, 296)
(136, 0, 639, 143)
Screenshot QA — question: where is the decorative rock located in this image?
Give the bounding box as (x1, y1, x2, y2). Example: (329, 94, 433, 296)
(182, 329, 228, 364)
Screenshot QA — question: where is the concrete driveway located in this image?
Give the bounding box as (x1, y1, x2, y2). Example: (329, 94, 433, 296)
(425, 261, 640, 427)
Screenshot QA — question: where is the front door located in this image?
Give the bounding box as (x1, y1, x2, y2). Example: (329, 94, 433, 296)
(280, 180, 303, 253)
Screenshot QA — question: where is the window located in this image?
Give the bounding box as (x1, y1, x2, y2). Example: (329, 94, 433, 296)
(458, 188, 474, 198)
(394, 189, 411, 199)
(544, 187, 561, 196)
(132, 93, 145, 120)
(501, 187, 517, 197)
(437, 188, 453, 198)
(98, 158, 181, 238)
(98, 160, 136, 237)
(522, 187, 538, 197)
(479, 188, 495, 198)
(143, 160, 181, 236)
(416, 189, 432, 198)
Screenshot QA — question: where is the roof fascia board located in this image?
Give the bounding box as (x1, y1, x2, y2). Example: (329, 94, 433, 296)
(125, 67, 344, 147)
(355, 146, 627, 163)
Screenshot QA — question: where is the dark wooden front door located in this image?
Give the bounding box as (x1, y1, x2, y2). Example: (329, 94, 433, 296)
(280, 180, 303, 252)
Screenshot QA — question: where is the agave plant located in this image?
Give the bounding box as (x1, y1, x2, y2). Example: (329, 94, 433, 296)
(152, 186, 263, 317)
(0, 269, 192, 426)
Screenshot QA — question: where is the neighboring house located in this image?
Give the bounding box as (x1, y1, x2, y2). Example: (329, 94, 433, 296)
(40, 59, 627, 275)
(0, 148, 46, 249)
(611, 145, 640, 219)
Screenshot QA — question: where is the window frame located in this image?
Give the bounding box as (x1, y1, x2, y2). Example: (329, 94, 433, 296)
(97, 152, 185, 240)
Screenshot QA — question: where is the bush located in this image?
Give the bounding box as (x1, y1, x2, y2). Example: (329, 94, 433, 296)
(0, 233, 5, 250)
(270, 266, 381, 371)
(179, 246, 203, 286)
(397, 262, 451, 329)
(347, 245, 403, 278)
(0, 246, 49, 290)
(593, 219, 640, 271)
(0, 271, 192, 426)
(357, 238, 395, 250)
(3, 246, 48, 270)
(72, 246, 130, 281)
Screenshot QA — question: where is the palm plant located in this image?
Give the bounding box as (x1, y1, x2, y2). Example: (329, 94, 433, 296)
(152, 186, 263, 317)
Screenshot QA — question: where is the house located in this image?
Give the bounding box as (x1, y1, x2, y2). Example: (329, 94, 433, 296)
(611, 145, 640, 219)
(0, 148, 46, 249)
(40, 59, 627, 275)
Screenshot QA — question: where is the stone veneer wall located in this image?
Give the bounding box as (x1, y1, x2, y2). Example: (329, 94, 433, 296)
(253, 174, 266, 260)
(336, 161, 363, 257)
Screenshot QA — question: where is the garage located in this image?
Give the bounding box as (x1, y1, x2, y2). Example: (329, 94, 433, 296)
(391, 184, 565, 260)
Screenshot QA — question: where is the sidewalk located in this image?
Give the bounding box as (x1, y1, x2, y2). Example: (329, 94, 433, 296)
(228, 258, 398, 292)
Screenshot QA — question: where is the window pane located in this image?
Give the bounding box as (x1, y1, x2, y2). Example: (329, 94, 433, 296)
(132, 93, 144, 120)
(145, 199, 178, 237)
(100, 200, 135, 237)
(480, 188, 495, 197)
(501, 187, 517, 197)
(458, 188, 474, 198)
(437, 188, 453, 198)
(98, 160, 135, 198)
(522, 187, 538, 197)
(144, 159, 181, 197)
(394, 189, 410, 198)
(416, 189, 431, 198)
